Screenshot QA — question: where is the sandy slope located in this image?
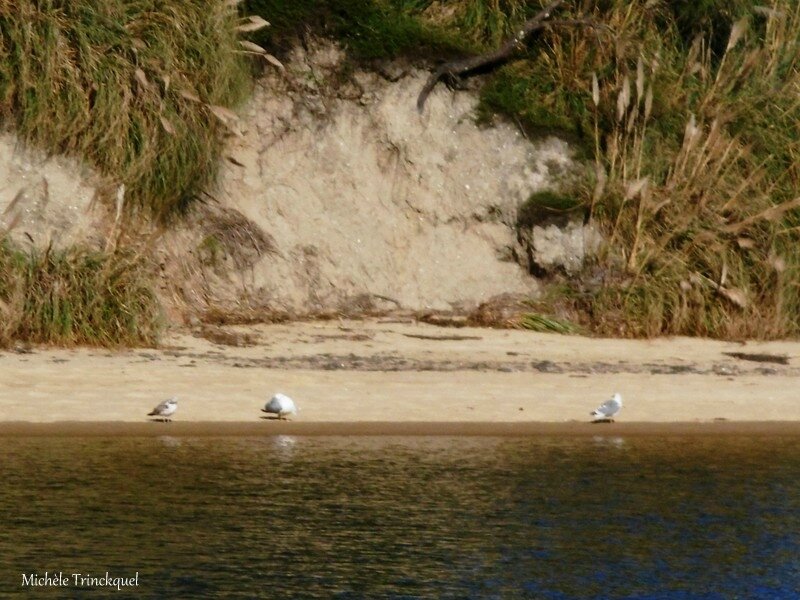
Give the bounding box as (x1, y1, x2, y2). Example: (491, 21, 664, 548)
(1, 319, 798, 426)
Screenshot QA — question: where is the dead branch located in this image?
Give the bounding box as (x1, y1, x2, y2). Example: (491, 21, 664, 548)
(416, 0, 606, 111)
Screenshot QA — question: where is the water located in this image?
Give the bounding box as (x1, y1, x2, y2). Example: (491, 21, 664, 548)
(1, 435, 799, 598)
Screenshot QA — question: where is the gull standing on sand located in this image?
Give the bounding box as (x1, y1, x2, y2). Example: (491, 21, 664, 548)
(148, 397, 178, 422)
(262, 393, 298, 420)
(591, 393, 622, 422)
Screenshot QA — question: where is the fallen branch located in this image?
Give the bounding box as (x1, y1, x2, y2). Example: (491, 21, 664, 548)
(417, 0, 606, 111)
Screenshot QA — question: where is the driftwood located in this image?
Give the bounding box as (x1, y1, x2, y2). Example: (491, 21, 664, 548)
(417, 0, 604, 111)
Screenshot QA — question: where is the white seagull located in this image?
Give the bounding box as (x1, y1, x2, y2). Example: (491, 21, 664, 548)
(591, 393, 622, 422)
(148, 397, 178, 422)
(262, 393, 298, 420)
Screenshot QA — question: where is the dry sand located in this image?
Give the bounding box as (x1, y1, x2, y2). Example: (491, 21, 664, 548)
(1, 319, 799, 434)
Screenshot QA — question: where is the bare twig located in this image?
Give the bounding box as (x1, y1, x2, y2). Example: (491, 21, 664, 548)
(417, 0, 566, 111)
(417, 1, 608, 111)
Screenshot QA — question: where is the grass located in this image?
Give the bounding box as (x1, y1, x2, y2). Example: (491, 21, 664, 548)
(580, 0, 800, 338)
(664, 0, 759, 56)
(0, 1, 254, 346)
(518, 312, 578, 334)
(0, 0, 251, 217)
(0, 241, 161, 347)
(243, 0, 471, 60)
(423, 0, 800, 339)
(548, 1, 800, 338)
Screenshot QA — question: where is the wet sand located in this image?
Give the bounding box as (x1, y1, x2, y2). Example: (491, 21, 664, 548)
(1, 319, 798, 429)
(2, 421, 800, 437)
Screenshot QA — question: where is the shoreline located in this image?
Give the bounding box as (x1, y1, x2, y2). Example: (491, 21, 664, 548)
(2, 421, 800, 437)
(2, 319, 798, 427)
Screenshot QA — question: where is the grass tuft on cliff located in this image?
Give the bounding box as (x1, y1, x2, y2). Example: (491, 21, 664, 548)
(0, 0, 250, 217)
(0, 241, 161, 347)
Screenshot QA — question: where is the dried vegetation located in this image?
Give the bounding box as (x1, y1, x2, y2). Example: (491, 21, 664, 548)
(422, 0, 800, 338)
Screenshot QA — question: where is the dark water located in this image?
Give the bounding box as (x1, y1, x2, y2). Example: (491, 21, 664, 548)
(1, 435, 799, 599)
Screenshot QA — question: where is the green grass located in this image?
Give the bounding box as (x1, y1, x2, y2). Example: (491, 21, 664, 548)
(0, 1, 255, 345)
(243, 0, 471, 60)
(664, 0, 760, 55)
(456, 0, 530, 47)
(0, 242, 161, 347)
(518, 312, 578, 334)
(0, 0, 251, 217)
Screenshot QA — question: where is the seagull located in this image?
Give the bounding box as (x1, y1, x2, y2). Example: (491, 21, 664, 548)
(148, 397, 178, 422)
(262, 393, 298, 420)
(591, 392, 622, 422)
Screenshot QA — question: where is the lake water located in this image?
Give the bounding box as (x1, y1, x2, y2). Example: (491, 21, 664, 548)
(1, 435, 799, 598)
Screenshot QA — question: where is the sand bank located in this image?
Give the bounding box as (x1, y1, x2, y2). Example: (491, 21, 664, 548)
(0, 319, 798, 427)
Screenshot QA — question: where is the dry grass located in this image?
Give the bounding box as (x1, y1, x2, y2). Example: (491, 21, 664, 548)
(467, 293, 579, 334)
(450, 0, 530, 47)
(517, 0, 800, 338)
(197, 204, 276, 271)
(0, 2, 277, 347)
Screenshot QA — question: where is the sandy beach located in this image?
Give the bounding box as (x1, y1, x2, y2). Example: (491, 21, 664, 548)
(1, 319, 799, 431)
